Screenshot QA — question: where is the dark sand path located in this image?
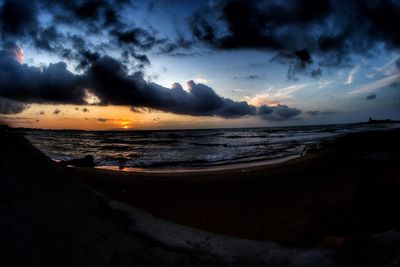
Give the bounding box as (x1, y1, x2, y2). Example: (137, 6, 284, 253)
(0, 132, 232, 267)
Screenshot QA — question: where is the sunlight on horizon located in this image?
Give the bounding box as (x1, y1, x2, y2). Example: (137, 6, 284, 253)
(2, 103, 266, 130)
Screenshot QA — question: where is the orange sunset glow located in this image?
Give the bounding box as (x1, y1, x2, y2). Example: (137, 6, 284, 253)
(2, 104, 258, 130)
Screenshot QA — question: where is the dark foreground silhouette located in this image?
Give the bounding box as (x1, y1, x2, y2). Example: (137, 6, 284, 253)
(1, 128, 399, 266)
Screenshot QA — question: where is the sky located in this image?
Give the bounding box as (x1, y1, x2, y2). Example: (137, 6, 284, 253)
(0, 0, 399, 130)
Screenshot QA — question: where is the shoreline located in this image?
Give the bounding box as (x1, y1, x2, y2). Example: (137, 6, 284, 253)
(93, 154, 301, 173)
(69, 129, 400, 246)
(23, 122, 400, 175)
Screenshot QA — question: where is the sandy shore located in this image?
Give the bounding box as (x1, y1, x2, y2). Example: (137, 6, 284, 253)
(2, 128, 400, 266)
(94, 154, 301, 173)
(69, 129, 400, 247)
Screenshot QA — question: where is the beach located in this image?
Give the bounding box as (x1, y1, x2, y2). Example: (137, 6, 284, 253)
(1, 128, 400, 266)
(70, 129, 400, 245)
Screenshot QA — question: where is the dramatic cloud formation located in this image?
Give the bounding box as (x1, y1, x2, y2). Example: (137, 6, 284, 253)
(0, 0, 191, 69)
(2, 0, 400, 78)
(0, 43, 300, 120)
(190, 0, 400, 77)
(13, 0, 399, 123)
(0, 0, 305, 121)
(85, 57, 257, 118)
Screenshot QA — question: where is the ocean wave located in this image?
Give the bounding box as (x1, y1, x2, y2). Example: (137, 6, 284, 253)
(23, 123, 398, 169)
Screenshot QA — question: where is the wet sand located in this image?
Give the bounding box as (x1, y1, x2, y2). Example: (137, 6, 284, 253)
(94, 154, 300, 173)
(69, 129, 400, 247)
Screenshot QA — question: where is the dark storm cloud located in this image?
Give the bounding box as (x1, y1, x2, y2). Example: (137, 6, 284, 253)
(53, 109, 61, 115)
(0, 0, 38, 37)
(40, 0, 126, 30)
(0, 97, 27, 114)
(257, 104, 301, 121)
(189, 0, 400, 76)
(366, 93, 376, 100)
(189, 0, 332, 53)
(270, 105, 301, 120)
(0, 46, 296, 120)
(0, 0, 187, 69)
(111, 28, 165, 50)
(85, 57, 257, 118)
(0, 48, 86, 105)
(271, 50, 322, 80)
(2, 0, 399, 77)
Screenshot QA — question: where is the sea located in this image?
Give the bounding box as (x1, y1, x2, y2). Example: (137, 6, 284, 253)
(22, 123, 400, 170)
